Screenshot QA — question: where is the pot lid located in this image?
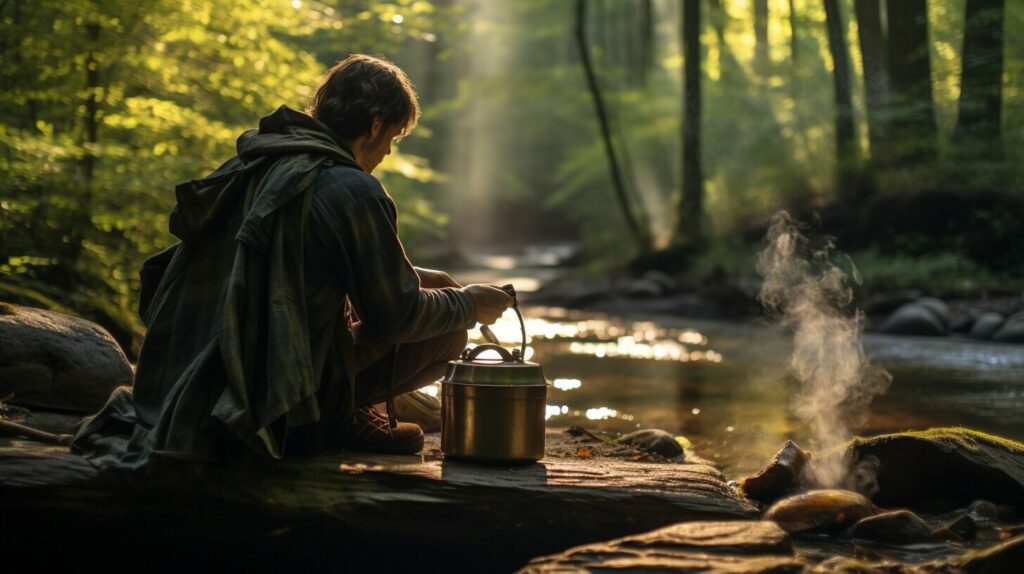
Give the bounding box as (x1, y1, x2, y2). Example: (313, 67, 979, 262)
(443, 344, 548, 386)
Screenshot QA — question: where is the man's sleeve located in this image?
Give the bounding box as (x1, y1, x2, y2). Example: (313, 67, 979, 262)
(313, 192, 476, 344)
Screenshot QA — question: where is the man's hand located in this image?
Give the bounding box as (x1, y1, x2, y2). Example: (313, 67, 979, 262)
(415, 267, 462, 289)
(464, 284, 514, 325)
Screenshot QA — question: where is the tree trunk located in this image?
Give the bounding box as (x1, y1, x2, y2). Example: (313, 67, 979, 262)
(754, 0, 769, 72)
(854, 0, 890, 164)
(823, 0, 858, 198)
(885, 0, 936, 163)
(82, 22, 100, 184)
(574, 0, 648, 251)
(788, 0, 798, 64)
(637, 0, 654, 85)
(953, 0, 1004, 160)
(678, 0, 703, 247)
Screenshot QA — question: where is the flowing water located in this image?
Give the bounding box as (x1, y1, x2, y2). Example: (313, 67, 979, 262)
(427, 300, 1024, 479)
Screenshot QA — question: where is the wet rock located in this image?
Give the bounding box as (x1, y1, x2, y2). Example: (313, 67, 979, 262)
(625, 277, 666, 298)
(845, 428, 1024, 513)
(741, 440, 811, 504)
(616, 428, 684, 458)
(993, 311, 1024, 343)
(0, 304, 132, 413)
(764, 489, 881, 533)
(520, 520, 803, 573)
(809, 557, 886, 573)
(642, 270, 679, 293)
(941, 513, 978, 540)
(878, 300, 949, 336)
(850, 510, 932, 545)
(959, 533, 1024, 574)
(968, 312, 1005, 340)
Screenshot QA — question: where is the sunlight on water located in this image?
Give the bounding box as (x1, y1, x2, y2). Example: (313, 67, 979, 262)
(470, 314, 722, 364)
(552, 378, 582, 390)
(545, 404, 569, 420)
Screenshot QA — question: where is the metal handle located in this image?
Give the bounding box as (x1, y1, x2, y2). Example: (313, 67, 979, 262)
(502, 284, 527, 362)
(465, 344, 516, 362)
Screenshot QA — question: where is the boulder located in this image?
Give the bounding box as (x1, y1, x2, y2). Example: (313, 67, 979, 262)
(763, 489, 881, 533)
(849, 510, 932, 545)
(0, 304, 132, 413)
(968, 312, 1005, 340)
(878, 300, 949, 336)
(844, 428, 1024, 513)
(520, 520, 803, 573)
(993, 311, 1024, 343)
(741, 440, 810, 505)
(616, 428, 684, 458)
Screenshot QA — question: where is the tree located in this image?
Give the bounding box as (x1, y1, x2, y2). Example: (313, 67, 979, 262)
(823, 0, 859, 197)
(677, 0, 703, 248)
(954, 0, 1005, 160)
(853, 0, 890, 164)
(885, 0, 937, 163)
(754, 0, 769, 72)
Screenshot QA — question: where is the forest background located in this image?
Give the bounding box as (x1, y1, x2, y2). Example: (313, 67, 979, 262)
(1, 0, 1021, 355)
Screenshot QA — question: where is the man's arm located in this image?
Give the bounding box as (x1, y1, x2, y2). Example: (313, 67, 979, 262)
(414, 267, 462, 289)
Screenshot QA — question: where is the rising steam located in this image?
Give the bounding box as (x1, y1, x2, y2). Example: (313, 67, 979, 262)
(757, 211, 891, 488)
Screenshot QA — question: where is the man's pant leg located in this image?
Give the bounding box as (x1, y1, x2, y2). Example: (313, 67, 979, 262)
(353, 329, 468, 407)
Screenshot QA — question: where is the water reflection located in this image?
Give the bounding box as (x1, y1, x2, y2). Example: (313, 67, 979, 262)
(459, 307, 1024, 478)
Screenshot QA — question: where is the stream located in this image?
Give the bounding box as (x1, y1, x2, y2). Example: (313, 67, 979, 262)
(443, 251, 1024, 480)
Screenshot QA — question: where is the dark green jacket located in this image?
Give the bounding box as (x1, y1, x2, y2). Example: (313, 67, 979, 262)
(72, 107, 475, 470)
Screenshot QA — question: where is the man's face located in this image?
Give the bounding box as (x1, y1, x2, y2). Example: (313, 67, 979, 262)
(356, 122, 405, 174)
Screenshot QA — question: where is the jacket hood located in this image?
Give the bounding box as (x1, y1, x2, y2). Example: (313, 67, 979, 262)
(170, 106, 361, 245)
(236, 106, 361, 169)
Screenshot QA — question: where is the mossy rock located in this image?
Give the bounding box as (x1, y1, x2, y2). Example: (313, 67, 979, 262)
(845, 428, 1024, 513)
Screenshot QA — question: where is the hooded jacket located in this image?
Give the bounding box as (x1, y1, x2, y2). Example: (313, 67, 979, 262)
(72, 106, 475, 471)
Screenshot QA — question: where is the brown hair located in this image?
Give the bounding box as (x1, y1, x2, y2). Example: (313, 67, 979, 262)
(306, 54, 420, 142)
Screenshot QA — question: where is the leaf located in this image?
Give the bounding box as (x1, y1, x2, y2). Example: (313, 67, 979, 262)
(575, 446, 593, 459)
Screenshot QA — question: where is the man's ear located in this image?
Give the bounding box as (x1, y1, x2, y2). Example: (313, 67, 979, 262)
(369, 117, 383, 139)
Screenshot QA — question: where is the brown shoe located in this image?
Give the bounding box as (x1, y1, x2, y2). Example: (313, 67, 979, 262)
(341, 406, 424, 455)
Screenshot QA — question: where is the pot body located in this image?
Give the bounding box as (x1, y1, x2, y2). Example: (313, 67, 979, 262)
(441, 380, 547, 464)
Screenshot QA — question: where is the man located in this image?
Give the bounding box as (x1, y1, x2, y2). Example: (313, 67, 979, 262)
(72, 55, 511, 472)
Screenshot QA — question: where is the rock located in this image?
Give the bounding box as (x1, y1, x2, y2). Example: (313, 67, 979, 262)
(844, 428, 1024, 513)
(615, 428, 684, 458)
(914, 297, 951, 327)
(392, 389, 441, 432)
(993, 311, 1024, 343)
(764, 489, 881, 533)
(878, 301, 949, 336)
(520, 520, 804, 573)
(969, 312, 1005, 340)
(0, 304, 132, 413)
(940, 513, 978, 540)
(642, 270, 678, 293)
(2, 428, 758, 570)
(849, 510, 932, 544)
(959, 534, 1024, 574)
(625, 277, 665, 299)
(741, 440, 811, 505)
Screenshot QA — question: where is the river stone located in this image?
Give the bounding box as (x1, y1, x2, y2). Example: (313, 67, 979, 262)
(914, 297, 951, 326)
(849, 509, 932, 544)
(993, 311, 1024, 343)
(520, 520, 802, 573)
(878, 301, 948, 336)
(741, 440, 810, 505)
(968, 312, 1005, 340)
(959, 533, 1024, 574)
(616, 428, 684, 457)
(844, 428, 1024, 513)
(0, 304, 132, 413)
(763, 489, 880, 533)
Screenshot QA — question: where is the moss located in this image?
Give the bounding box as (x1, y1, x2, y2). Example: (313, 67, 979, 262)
(853, 427, 1024, 457)
(0, 302, 17, 316)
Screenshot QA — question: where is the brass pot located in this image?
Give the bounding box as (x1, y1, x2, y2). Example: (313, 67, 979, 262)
(441, 344, 547, 464)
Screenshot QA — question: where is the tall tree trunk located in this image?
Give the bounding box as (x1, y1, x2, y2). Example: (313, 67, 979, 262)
(953, 0, 1004, 160)
(83, 22, 100, 184)
(754, 0, 769, 72)
(788, 0, 798, 64)
(885, 0, 936, 163)
(824, 0, 858, 197)
(574, 0, 649, 251)
(854, 0, 890, 164)
(678, 0, 703, 247)
(637, 0, 654, 85)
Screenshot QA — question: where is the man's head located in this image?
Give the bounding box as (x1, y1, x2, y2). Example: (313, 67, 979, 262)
(307, 54, 420, 173)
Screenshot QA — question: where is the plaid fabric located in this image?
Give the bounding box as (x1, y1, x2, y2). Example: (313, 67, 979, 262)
(71, 107, 475, 470)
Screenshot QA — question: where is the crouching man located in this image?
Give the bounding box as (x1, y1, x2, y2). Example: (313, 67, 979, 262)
(72, 55, 511, 472)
